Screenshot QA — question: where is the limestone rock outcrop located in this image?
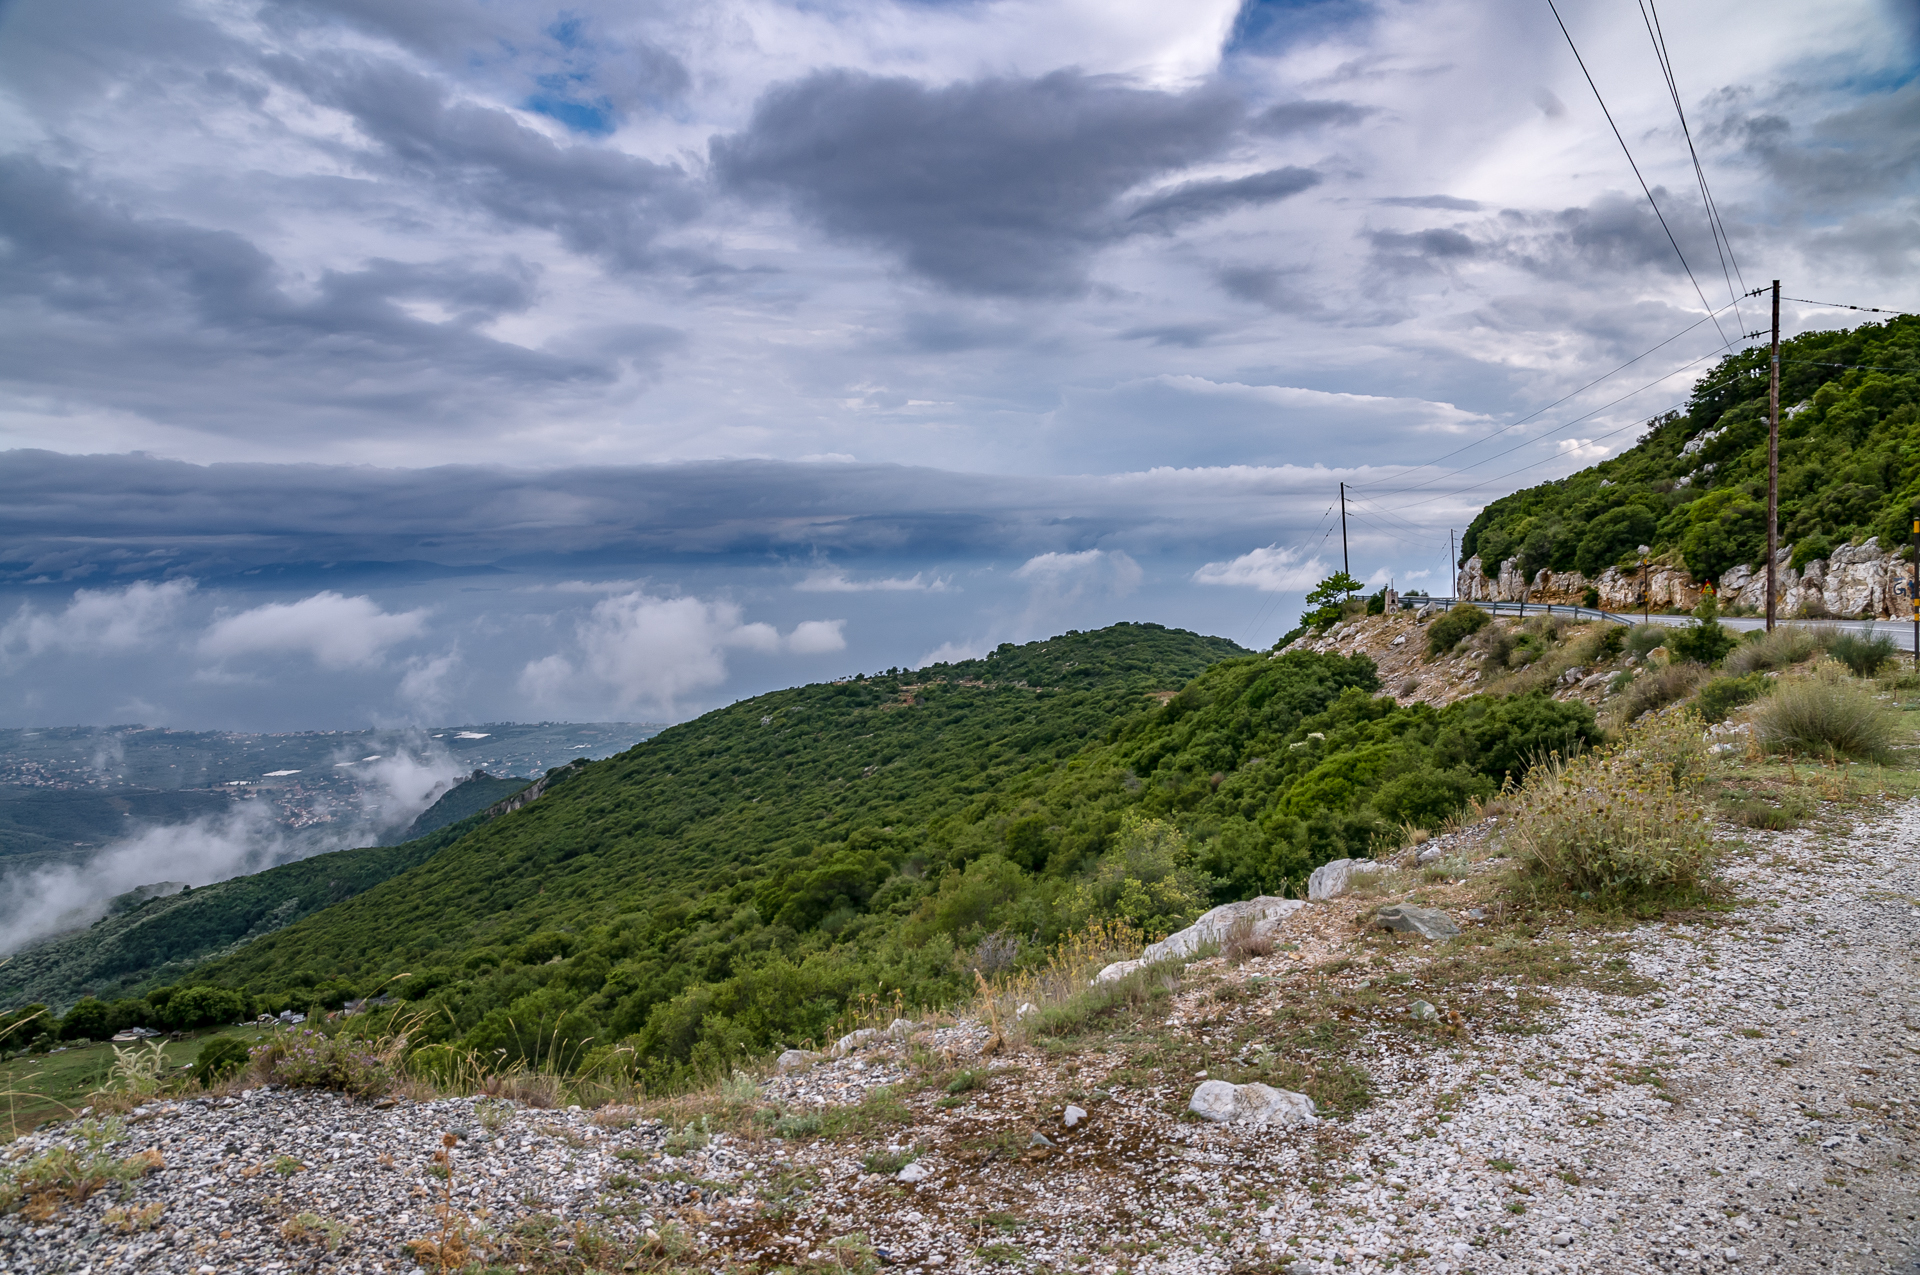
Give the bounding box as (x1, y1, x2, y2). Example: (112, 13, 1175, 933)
(1454, 539, 1914, 620)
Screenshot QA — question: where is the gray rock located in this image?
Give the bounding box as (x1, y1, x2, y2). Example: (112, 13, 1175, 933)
(775, 1049, 822, 1074)
(1091, 958, 1144, 985)
(830, 1028, 879, 1057)
(1375, 903, 1460, 940)
(1306, 858, 1383, 901)
(1409, 1000, 1438, 1021)
(1063, 1105, 1087, 1128)
(885, 1017, 919, 1041)
(1027, 1131, 1054, 1148)
(1416, 843, 1447, 865)
(1187, 1079, 1316, 1127)
(897, 1160, 930, 1182)
(1142, 896, 1309, 962)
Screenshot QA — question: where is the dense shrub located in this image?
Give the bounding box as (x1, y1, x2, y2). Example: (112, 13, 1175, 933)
(1625, 624, 1669, 658)
(1724, 625, 1825, 675)
(1827, 625, 1899, 678)
(1667, 597, 1738, 666)
(1427, 603, 1491, 656)
(1607, 662, 1710, 726)
(1752, 667, 1901, 762)
(160, 986, 246, 1029)
(59, 998, 110, 1042)
(1502, 712, 1717, 906)
(1695, 673, 1770, 724)
(252, 1028, 392, 1096)
(193, 1035, 252, 1087)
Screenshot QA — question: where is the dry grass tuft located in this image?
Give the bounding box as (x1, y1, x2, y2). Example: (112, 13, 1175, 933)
(1752, 664, 1902, 763)
(1500, 710, 1718, 908)
(1605, 661, 1710, 728)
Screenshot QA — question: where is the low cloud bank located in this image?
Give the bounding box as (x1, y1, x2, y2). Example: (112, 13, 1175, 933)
(0, 748, 464, 958)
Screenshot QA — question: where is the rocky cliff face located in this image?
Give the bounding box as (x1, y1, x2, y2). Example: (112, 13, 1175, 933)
(1456, 538, 1917, 619)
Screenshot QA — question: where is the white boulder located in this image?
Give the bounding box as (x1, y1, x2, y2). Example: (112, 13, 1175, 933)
(1188, 1079, 1317, 1127)
(1142, 896, 1308, 963)
(1306, 858, 1382, 901)
(1091, 958, 1145, 985)
(830, 1028, 879, 1057)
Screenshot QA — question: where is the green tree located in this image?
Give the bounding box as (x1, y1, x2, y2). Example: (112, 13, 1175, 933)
(1302, 571, 1364, 629)
(59, 997, 110, 1041)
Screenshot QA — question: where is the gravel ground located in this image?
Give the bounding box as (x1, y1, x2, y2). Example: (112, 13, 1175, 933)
(4, 801, 1917, 1275)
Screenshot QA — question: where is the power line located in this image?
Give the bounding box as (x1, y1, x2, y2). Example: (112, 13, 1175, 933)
(1782, 297, 1914, 316)
(1638, 0, 1747, 318)
(1353, 340, 1732, 500)
(1546, 0, 1732, 348)
(1356, 299, 1745, 490)
(1390, 402, 1686, 516)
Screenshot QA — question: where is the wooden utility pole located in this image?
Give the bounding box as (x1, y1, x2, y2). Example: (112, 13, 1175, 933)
(1911, 517, 1918, 668)
(1765, 279, 1781, 631)
(1449, 529, 1455, 600)
(1339, 482, 1350, 585)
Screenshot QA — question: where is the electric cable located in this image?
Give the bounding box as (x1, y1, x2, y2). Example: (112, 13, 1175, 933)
(1546, 0, 1732, 348)
(1352, 340, 1731, 499)
(1639, 0, 1747, 319)
(1782, 298, 1913, 316)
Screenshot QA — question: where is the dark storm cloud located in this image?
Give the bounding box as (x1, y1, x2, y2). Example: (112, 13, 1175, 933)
(1215, 264, 1316, 311)
(1126, 166, 1321, 232)
(1731, 81, 1920, 202)
(0, 157, 657, 435)
(711, 69, 1246, 296)
(0, 452, 1341, 586)
(266, 54, 700, 270)
(1367, 225, 1477, 272)
(1250, 99, 1372, 134)
(1375, 195, 1482, 211)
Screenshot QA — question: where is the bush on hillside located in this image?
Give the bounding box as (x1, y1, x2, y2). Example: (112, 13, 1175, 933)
(1067, 815, 1210, 937)
(1667, 596, 1738, 666)
(252, 1027, 393, 1096)
(1502, 711, 1717, 907)
(1724, 625, 1826, 675)
(1427, 603, 1491, 656)
(1695, 673, 1769, 724)
(160, 986, 246, 1029)
(1625, 624, 1669, 659)
(1752, 666, 1901, 763)
(193, 1035, 251, 1087)
(1608, 662, 1710, 726)
(1827, 625, 1899, 677)
(59, 998, 110, 1042)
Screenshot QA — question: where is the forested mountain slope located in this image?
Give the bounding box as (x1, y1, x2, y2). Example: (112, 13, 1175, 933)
(175, 624, 1590, 1088)
(1462, 314, 1919, 590)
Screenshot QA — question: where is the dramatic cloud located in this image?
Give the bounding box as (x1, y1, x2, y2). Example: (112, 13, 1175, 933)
(0, 579, 194, 658)
(522, 592, 846, 714)
(795, 569, 950, 593)
(201, 592, 430, 669)
(713, 69, 1246, 295)
(1193, 545, 1330, 593)
(0, 0, 1910, 728)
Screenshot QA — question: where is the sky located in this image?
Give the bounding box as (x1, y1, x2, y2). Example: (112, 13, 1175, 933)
(1, 0, 1917, 731)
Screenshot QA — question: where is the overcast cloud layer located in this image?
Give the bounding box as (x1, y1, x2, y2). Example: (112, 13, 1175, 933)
(0, 0, 1916, 729)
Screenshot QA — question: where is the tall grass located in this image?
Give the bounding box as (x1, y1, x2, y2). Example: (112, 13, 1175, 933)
(1752, 664, 1902, 763)
(1501, 711, 1717, 908)
(1827, 625, 1899, 678)
(1606, 661, 1709, 727)
(1723, 624, 1826, 675)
